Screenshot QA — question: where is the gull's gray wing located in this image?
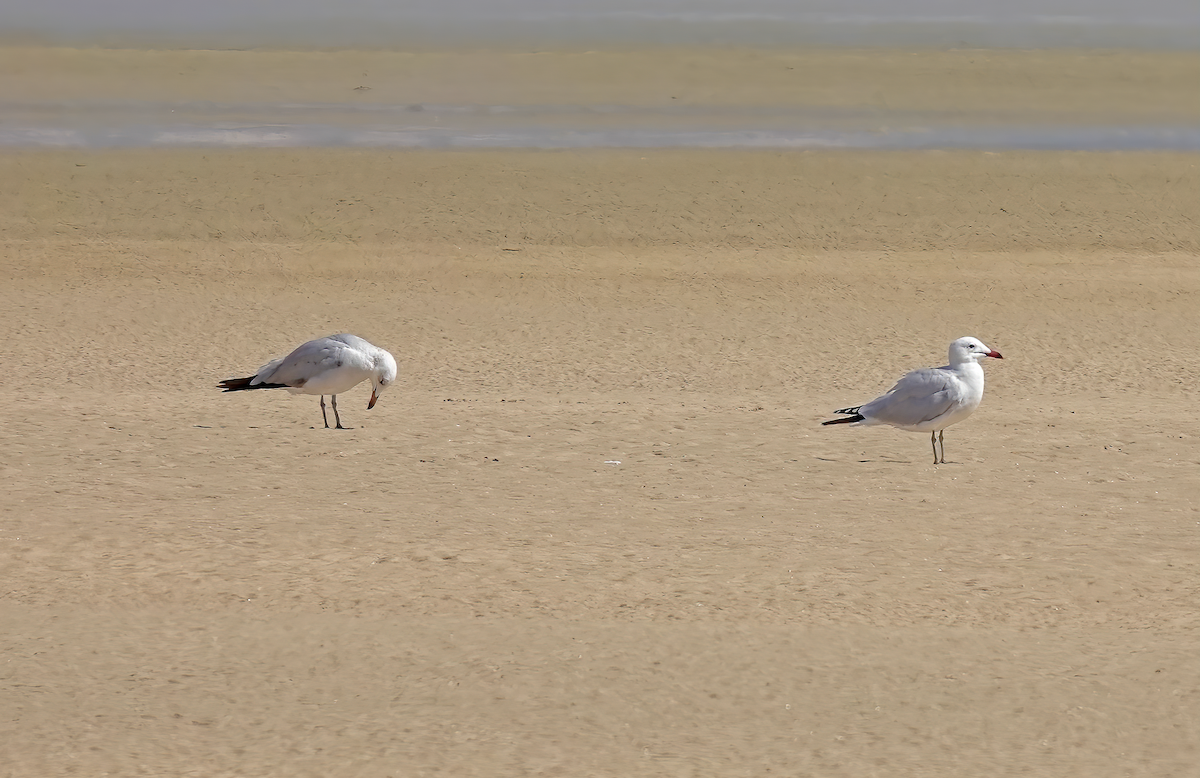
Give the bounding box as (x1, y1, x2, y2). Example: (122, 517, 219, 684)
(327, 333, 373, 351)
(860, 367, 961, 427)
(255, 337, 346, 387)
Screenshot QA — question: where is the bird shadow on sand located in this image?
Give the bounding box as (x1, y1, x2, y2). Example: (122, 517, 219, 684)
(813, 455, 954, 465)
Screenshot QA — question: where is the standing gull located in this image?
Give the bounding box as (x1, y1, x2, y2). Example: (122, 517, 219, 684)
(822, 336, 1003, 463)
(219, 334, 397, 429)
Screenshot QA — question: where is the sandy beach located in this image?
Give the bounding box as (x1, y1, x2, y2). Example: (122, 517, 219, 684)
(2, 47, 1199, 776)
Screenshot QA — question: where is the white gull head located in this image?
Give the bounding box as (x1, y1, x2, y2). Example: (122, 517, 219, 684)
(368, 348, 398, 409)
(948, 336, 1003, 366)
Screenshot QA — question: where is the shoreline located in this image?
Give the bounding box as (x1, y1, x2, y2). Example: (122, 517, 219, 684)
(5, 45, 1197, 151)
(3, 47, 1196, 119)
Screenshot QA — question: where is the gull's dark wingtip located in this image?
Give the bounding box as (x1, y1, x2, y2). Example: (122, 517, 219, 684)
(219, 377, 288, 392)
(218, 376, 253, 392)
(822, 414, 865, 426)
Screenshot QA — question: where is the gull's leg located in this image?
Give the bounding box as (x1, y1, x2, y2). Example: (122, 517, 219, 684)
(332, 394, 345, 430)
(937, 430, 946, 464)
(320, 396, 330, 428)
(930, 431, 938, 464)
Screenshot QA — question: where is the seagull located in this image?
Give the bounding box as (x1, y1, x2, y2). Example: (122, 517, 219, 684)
(219, 334, 398, 429)
(822, 336, 1003, 463)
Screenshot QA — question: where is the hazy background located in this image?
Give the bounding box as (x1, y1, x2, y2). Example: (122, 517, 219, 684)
(4, 0, 1200, 49)
(2, 3, 1197, 149)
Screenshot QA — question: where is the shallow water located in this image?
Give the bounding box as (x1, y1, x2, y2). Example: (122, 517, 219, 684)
(4, 99, 1198, 150)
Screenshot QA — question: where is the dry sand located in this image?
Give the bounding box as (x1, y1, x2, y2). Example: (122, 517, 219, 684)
(2, 47, 1200, 777)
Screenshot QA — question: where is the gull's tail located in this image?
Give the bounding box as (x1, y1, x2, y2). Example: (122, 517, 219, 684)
(822, 406, 865, 426)
(218, 376, 289, 392)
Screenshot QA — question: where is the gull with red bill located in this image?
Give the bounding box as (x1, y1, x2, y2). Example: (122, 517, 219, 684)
(219, 334, 397, 429)
(823, 336, 1003, 464)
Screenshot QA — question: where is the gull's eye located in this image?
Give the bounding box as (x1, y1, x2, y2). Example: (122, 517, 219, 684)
(379, 379, 388, 386)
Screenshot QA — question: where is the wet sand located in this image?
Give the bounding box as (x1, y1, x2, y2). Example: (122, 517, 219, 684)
(4, 46, 1198, 125)
(2, 47, 1200, 777)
